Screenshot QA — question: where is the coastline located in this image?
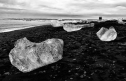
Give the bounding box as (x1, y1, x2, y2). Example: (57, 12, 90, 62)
(0, 24, 51, 33)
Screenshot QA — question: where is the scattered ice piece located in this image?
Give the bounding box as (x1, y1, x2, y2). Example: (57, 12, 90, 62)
(9, 37, 63, 72)
(63, 24, 82, 32)
(96, 27, 117, 41)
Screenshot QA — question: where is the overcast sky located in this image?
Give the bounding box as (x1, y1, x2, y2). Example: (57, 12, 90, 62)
(0, 0, 126, 19)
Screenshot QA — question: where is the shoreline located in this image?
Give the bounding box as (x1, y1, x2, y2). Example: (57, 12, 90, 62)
(0, 24, 51, 33)
(0, 26, 37, 33)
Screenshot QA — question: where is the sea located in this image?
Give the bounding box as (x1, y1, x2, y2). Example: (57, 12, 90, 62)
(0, 19, 52, 33)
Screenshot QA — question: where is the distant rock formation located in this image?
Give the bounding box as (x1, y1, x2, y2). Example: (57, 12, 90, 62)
(63, 24, 83, 32)
(9, 37, 63, 72)
(96, 27, 117, 41)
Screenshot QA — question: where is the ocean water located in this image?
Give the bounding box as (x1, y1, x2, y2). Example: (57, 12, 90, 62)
(0, 19, 51, 33)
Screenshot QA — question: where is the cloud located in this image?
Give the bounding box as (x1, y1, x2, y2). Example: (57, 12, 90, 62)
(0, 0, 16, 4)
(66, 0, 126, 15)
(0, 0, 126, 18)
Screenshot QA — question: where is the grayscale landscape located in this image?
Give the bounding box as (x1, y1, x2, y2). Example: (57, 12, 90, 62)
(0, 0, 126, 81)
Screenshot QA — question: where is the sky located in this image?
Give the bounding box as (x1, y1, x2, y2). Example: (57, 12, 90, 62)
(0, 0, 126, 19)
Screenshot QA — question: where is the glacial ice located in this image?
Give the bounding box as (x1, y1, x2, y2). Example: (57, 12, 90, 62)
(9, 37, 63, 72)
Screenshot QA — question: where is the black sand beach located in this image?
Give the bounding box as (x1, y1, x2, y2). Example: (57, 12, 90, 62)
(0, 24, 126, 81)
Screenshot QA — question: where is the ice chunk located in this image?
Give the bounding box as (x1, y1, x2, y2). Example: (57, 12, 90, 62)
(96, 27, 117, 41)
(9, 37, 63, 72)
(63, 24, 82, 32)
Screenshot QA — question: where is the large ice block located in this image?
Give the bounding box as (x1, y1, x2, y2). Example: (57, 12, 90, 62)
(9, 37, 63, 72)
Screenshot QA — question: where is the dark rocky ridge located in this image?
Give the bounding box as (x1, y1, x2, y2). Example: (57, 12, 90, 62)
(0, 24, 126, 81)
